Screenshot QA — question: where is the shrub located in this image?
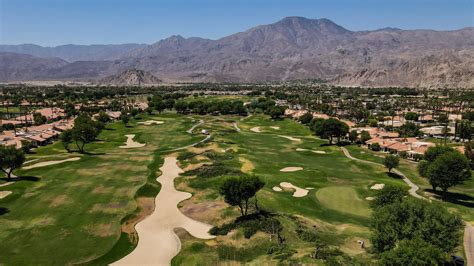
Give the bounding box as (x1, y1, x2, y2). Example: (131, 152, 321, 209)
(371, 142, 381, 151)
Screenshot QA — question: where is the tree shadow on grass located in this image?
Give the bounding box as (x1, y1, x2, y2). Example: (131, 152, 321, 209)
(0, 176, 40, 183)
(82, 151, 106, 156)
(0, 207, 9, 216)
(103, 127, 115, 131)
(426, 189, 474, 208)
(387, 172, 403, 179)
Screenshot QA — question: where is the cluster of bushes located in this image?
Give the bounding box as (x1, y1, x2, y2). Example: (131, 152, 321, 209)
(370, 185, 464, 265)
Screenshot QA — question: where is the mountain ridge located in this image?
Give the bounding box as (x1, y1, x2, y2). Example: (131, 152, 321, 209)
(1, 17, 473, 88)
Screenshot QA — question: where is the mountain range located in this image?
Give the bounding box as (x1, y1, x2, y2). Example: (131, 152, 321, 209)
(1, 17, 473, 88)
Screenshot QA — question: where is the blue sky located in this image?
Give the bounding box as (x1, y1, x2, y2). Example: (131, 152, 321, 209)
(0, 0, 472, 46)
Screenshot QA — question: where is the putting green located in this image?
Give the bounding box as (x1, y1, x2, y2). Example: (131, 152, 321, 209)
(316, 187, 371, 217)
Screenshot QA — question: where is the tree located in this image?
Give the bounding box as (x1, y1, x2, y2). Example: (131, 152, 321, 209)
(299, 112, 313, 125)
(371, 185, 407, 209)
(371, 199, 463, 254)
(174, 101, 188, 114)
(96, 111, 111, 124)
(268, 106, 285, 120)
(313, 118, 349, 144)
(0, 145, 25, 179)
(370, 142, 381, 151)
(423, 146, 454, 162)
(384, 155, 399, 173)
(154, 100, 166, 113)
(33, 112, 47, 125)
(427, 151, 471, 194)
(349, 130, 358, 143)
(380, 238, 447, 265)
(219, 175, 265, 216)
(457, 119, 472, 141)
(69, 114, 102, 153)
(397, 122, 420, 137)
(60, 129, 73, 152)
(438, 114, 449, 144)
(404, 112, 419, 121)
(360, 131, 371, 144)
(121, 114, 130, 126)
(465, 141, 474, 169)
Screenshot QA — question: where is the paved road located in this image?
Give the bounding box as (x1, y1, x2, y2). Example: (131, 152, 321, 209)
(340, 146, 474, 264)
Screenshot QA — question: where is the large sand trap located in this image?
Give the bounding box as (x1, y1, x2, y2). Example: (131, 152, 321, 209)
(119, 134, 145, 149)
(296, 148, 326, 154)
(280, 167, 303, 172)
(138, 120, 164, 126)
(113, 157, 214, 265)
(22, 157, 81, 170)
(370, 184, 385, 190)
(278, 135, 301, 141)
(0, 191, 12, 199)
(272, 186, 282, 192)
(280, 182, 309, 197)
(250, 127, 261, 133)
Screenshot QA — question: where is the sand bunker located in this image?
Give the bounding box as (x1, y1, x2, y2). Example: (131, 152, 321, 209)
(365, 197, 375, 201)
(280, 182, 309, 197)
(272, 186, 283, 192)
(250, 127, 261, 133)
(270, 126, 280, 130)
(370, 184, 385, 190)
(113, 157, 214, 265)
(280, 167, 303, 172)
(296, 148, 326, 154)
(119, 134, 145, 149)
(22, 157, 81, 170)
(278, 135, 301, 141)
(137, 120, 164, 126)
(0, 191, 12, 199)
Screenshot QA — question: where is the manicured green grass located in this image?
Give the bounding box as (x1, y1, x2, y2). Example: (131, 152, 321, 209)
(174, 114, 408, 263)
(344, 145, 474, 222)
(316, 187, 372, 217)
(0, 112, 204, 264)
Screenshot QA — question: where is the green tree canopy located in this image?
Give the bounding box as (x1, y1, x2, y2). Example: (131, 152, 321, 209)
(219, 175, 265, 216)
(371, 185, 407, 209)
(384, 155, 399, 173)
(0, 145, 25, 179)
(380, 238, 447, 265)
(427, 151, 471, 193)
(371, 199, 463, 254)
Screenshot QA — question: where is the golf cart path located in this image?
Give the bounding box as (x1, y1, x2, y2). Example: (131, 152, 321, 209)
(186, 119, 204, 134)
(341, 146, 474, 265)
(113, 157, 214, 265)
(465, 223, 474, 266)
(340, 147, 423, 199)
(232, 122, 241, 132)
